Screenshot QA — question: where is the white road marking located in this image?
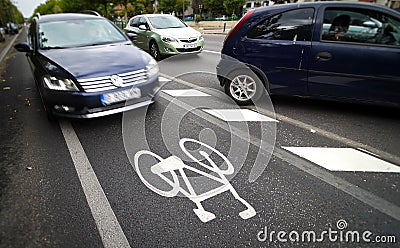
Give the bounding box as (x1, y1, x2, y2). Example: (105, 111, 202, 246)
(59, 121, 130, 248)
(162, 89, 210, 97)
(203, 50, 221, 55)
(159, 76, 171, 83)
(204, 109, 278, 122)
(158, 81, 400, 221)
(282, 147, 400, 173)
(134, 138, 256, 223)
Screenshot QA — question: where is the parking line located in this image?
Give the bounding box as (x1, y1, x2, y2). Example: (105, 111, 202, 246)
(59, 121, 130, 248)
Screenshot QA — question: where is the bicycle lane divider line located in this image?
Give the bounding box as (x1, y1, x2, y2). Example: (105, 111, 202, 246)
(0, 29, 22, 64)
(59, 120, 131, 248)
(159, 72, 400, 166)
(156, 83, 400, 222)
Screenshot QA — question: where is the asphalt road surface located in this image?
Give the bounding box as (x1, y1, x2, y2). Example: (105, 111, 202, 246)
(0, 29, 399, 247)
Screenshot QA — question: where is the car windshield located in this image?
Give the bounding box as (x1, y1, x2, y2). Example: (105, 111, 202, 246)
(38, 19, 127, 49)
(148, 16, 186, 29)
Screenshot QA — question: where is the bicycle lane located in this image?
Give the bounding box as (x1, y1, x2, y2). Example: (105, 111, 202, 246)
(70, 77, 399, 247)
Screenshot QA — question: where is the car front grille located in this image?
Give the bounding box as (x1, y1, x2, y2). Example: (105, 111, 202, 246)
(176, 47, 202, 53)
(78, 69, 147, 93)
(179, 37, 198, 43)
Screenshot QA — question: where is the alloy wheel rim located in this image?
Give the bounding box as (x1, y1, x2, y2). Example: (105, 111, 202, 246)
(151, 43, 158, 58)
(230, 75, 256, 101)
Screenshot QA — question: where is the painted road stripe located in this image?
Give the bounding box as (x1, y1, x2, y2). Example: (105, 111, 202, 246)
(282, 147, 400, 173)
(203, 109, 278, 122)
(159, 76, 171, 83)
(203, 50, 221, 55)
(59, 121, 130, 248)
(159, 79, 400, 221)
(162, 89, 211, 97)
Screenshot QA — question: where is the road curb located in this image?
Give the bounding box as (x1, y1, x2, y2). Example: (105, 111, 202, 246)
(0, 30, 21, 64)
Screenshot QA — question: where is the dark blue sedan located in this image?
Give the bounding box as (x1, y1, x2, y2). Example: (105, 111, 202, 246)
(15, 12, 160, 119)
(217, 2, 400, 107)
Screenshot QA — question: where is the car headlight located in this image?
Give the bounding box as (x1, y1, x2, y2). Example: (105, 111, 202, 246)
(146, 58, 159, 78)
(43, 76, 79, 91)
(161, 36, 177, 43)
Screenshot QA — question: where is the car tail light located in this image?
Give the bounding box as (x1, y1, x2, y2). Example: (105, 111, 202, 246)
(224, 9, 255, 42)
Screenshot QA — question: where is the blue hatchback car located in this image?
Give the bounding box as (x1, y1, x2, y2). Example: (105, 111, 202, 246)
(15, 12, 159, 119)
(217, 2, 400, 107)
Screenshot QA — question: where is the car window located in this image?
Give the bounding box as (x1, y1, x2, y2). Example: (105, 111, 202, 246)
(148, 16, 187, 29)
(29, 21, 36, 48)
(247, 8, 314, 41)
(322, 8, 400, 47)
(130, 17, 139, 27)
(38, 19, 127, 49)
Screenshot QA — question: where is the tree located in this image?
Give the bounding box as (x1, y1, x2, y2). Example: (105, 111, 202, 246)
(223, 0, 245, 16)
(204, 0, 226, 17)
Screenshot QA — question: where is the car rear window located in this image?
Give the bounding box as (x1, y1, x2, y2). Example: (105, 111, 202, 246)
(247, 8, 314, 41)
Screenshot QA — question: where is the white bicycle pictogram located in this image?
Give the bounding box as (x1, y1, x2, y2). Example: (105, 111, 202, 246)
(134, 138, 256, 223)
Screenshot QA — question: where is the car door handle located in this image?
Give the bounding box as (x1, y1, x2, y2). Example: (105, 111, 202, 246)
(316, 52, 332, 61)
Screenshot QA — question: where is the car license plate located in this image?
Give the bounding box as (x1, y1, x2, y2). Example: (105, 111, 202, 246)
(100, 88, 141, 105)
(183, 43, 197, 49)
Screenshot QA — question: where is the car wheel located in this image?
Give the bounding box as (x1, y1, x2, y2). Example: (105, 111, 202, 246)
(224, 69, 264, 105)
(149, 41, 161, 60)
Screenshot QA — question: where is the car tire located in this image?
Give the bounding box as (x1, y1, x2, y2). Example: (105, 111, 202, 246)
(149, 41, 161, 60)
(224, 69, 265, 106)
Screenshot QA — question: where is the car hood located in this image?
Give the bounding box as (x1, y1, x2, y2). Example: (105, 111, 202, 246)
(40, 43, 147, 80)
(154, 27, 201, 39)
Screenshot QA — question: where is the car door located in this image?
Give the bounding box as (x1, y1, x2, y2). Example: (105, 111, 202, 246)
(308, 5, 400, 105)
(240, 8, 315, 95)
(136, 17, 151, 51)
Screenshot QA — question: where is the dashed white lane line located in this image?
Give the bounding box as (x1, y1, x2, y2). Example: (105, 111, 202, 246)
(283, 147, 400, 173)
(159, 76, 171, 83)
(59, 121, 130, 248)
(203, 109, 278, 122)
(162, 89, 211, 97)
(203, 50, 221, 55)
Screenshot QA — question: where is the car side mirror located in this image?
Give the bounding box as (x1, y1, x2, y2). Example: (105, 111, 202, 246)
(138, 24, 148, 31)
(14, 42, 33, 53)
(126, 32, 137, 40)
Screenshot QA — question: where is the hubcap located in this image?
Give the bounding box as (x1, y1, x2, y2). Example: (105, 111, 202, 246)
(230, 75, 256, 101)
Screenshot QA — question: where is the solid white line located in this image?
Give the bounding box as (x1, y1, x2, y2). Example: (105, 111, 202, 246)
(59, 121, 130, 248)
(203, 50, 221, 55)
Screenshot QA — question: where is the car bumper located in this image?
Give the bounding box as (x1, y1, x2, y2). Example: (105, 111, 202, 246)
(159, 39, 204, 55)
(43, 76, 160, 119)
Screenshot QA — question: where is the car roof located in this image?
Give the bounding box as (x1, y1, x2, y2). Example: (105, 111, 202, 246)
(254, 1, 396, 13)
(37, 13, 104, 23)
(134, 14, 179, 18)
